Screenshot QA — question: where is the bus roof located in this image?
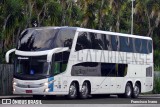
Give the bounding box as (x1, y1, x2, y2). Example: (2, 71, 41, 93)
(26, 26, 152, 40)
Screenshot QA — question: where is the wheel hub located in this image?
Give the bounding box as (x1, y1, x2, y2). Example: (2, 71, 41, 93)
(134, 86, 139, 96)
(70, 85, 76, 96)
(81, 85, 87, 95)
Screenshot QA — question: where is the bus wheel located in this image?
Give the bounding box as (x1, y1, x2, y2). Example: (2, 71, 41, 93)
(124, 82, 132, 98)
(68, 82, 78, 99)
(80, 82, 89, 99)
(132, 83, 140, 98)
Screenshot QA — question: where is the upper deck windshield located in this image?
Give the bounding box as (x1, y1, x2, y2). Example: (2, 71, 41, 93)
(17, 28, 76, 51)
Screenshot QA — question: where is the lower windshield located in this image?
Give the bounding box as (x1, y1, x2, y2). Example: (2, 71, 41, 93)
(14, 55, 50, 80)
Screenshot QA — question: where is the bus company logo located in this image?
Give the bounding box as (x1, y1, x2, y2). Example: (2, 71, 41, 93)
(25, 82, 34, 84)
(18, 57, 29, 59)
(2, 99, 11, 104)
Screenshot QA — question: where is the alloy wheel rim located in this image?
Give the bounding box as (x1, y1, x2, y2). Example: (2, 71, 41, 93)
(126, 85, 131, 96)
(81, 83, 88, 96)
(134, 86, 139, 96)
(70, 84, 76, 97)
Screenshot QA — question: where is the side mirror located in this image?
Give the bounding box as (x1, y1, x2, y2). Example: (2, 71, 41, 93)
(47, 47, 69, 62)
(5, 48, 16, 63)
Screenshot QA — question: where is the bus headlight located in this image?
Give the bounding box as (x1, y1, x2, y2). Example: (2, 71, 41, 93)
(44, 82, 48, 86)
(13, 82, 17, 85)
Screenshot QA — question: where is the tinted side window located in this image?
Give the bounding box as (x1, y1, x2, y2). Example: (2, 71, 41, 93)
(134, 38, 142, 53)
(119, 37, 134, 53)
(51, 52, 70, 75)
(103, 34, 111, 50)
(147, 40, 152, 53)
(71, 62, 101, 76)
(141, 39, 148, 54)
(101, 63, 127, 77)
(117, 64, 128, 77)
(120, 37, 128, 52)
(101, 63, 116, 77)
(90, 33, 105, 50)
(111, 35, 120, 51)
(128, 38, 134, 52)
(75, 32, 91, 51)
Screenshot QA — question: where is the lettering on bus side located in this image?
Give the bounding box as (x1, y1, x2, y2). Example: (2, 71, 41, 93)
(75, 32, 152, 65)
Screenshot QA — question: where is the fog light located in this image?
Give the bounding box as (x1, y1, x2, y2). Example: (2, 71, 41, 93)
(44, 88, 49, 92)
(44, 82, 48, 86)
(13, 88, 15, 92)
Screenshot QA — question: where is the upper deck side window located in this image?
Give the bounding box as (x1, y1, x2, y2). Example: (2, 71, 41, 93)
(89, 33, 105, 50)
(75, 31, 152, 54)
(75, 32, 91, 51)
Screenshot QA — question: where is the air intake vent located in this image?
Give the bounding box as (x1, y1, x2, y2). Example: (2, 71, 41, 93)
(146, 66, 152, 77)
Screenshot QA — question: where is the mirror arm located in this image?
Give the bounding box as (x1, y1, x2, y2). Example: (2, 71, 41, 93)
(47, 47, 69, 62)
(5, 48, 16, 63)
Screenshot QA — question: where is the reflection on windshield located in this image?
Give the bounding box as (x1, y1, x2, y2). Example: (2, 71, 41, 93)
(15, 56, 50, 76)
(17, 28, 75, 51)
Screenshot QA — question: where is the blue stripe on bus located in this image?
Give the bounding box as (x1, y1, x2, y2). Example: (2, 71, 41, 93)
(48, 77, 54, 92)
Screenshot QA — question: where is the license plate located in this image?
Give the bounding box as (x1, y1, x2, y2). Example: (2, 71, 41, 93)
(26, 90, 32, 93)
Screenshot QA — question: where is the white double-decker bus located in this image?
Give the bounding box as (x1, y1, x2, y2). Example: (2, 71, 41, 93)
(6, 26, 153, 99)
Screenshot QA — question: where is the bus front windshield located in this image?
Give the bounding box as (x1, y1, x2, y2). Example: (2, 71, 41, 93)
(15, 55, 50, 79)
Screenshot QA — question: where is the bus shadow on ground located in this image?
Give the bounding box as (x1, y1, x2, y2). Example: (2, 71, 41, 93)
(12, 94, 118, 100)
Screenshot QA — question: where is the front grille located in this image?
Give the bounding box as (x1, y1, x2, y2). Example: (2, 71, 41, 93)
(16, 83, 44, 88)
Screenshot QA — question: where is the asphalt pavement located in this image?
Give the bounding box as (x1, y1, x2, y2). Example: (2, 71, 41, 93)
(0, 94, 160, 104)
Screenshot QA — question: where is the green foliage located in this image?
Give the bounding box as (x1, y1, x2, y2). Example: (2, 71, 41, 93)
(154, 65, 160, 71)
(153, 77, 160, 94)
(154, 50, 160, 70)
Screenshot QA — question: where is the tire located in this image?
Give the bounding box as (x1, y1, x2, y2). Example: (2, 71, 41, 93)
(79, 82, 89, 99)
(68, 82, 78, 99)
(132, 83, 140, 98)
(124, 82, 133, 98)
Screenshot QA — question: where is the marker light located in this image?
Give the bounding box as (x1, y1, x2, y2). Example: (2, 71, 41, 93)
(44, 88, 49, 92)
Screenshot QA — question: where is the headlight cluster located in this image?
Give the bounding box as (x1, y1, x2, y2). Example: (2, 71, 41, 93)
(13, 82, 17, 92)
